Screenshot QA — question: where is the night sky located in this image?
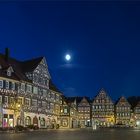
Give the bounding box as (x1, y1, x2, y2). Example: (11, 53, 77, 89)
(0, 1, 140, 101)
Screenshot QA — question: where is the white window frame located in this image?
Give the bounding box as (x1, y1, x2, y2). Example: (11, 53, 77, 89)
(7, 70, 11, 76)
(21, 83, 25, 91)
(5, 81, 9, 89)
(4, 96, 8, 104)
(11, 82, 15, 90)
(0, 80, 3, 88)
(33, 86, 38, 94)
(26, 85, 32, 93)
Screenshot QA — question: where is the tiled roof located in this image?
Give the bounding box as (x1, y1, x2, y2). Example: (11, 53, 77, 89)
(116, 96, 131, 106)
(0, 53, 30, 81)
(22, 57, 43, 72)
(0, 53, 43, 82)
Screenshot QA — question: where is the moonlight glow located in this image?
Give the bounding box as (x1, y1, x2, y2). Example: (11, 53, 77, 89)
(65, 54, 71, 61)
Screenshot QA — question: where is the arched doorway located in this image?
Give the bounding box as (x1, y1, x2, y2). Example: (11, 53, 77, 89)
(25, 116, 31, 126)
(33, 116, 38, 126)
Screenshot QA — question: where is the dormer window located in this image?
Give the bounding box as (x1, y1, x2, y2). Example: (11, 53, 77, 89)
(7, 66, 14, 77)
(7, 70, 11, 76)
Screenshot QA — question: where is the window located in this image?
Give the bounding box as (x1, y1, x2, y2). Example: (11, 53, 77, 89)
(32, 99, 37, 106)
(5, 81, 9, 89)
(25, 98, 30, 106)
(17, 98, 23, 104)
(7, 66, 14, 77)
(26, 85, 32, 93)
(42, 101, 46, 107)
(56, 95, 59, 102)
(4, 96, 8, 104)
(48, 92, 51, 98)
(25, 116, 31, 126)
(11, 82, 15, 90)
(38, 101, 41, 107)
(43, 89, 47, 96)
(21, 83, 25, 91)
(10, 97, 14, 104)
(64, 108, 68, 114)
(0, 80, 3, 88)
(96, 100, 99, 103)
(7, 70, 11, 76)
(33, 86, 38, 94)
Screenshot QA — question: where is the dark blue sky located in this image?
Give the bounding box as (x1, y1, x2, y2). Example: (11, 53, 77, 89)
(0, 1, 140, 101)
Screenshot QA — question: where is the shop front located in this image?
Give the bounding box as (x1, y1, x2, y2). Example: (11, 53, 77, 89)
(2, 109, 14, 128)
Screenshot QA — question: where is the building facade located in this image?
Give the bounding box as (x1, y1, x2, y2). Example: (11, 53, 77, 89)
(133, 101, 140, 128)
(59, 96, 71, 128)
(115, 96, 131, 126)
(77, 97, 91, 128)
(92, 89, 114, 127)
(67, 97, 78, 128)
(0, 48, 62, 128)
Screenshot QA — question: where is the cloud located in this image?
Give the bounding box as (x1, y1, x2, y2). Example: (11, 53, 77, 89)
(57, 63, 95, 70)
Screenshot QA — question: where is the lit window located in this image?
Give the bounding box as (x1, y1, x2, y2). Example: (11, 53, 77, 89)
(17, 98, 23, 104)
(64, 108, 67, 114)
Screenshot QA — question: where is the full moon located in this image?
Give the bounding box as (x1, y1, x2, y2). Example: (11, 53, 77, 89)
(65, 54, 71, 61)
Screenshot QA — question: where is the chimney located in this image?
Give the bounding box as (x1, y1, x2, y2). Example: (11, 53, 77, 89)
(5, 48, 10, 61)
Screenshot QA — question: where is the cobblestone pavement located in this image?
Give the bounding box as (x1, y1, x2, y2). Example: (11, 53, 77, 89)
(0, 128, 140, 140)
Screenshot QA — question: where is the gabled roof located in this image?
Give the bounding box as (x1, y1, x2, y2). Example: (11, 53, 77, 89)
(135, 101, 140, 108)
(92, 88, 113, 103)
(22, 57, 43, 72)
(0, 53, 31, 82)
(61, 95, 69, 106)
(116, 96, 131, 107)
(0, 52, 46, 82)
